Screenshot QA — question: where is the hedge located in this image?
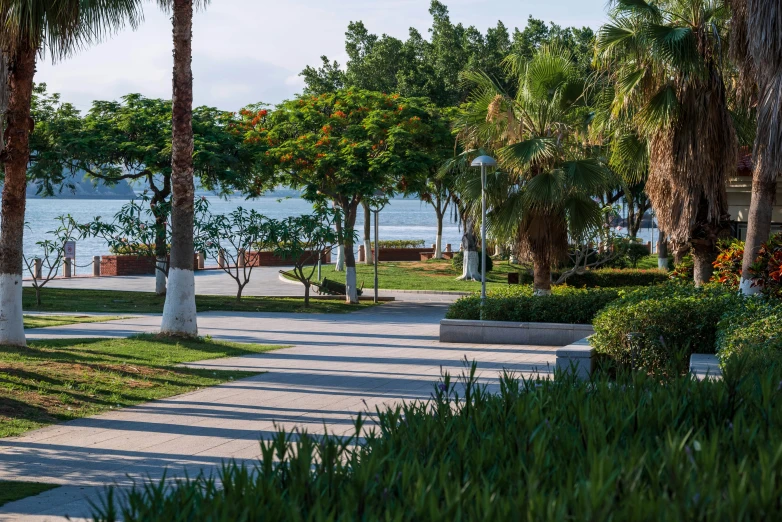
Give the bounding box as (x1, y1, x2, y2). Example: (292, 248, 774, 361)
(716, 299, 782, 370)
(591, 284, 742, 374)
(95, 363, 782, 521)
(518, 268, 668, 288)
(446, 286, 622, 324)
(376, 239, 425, 249)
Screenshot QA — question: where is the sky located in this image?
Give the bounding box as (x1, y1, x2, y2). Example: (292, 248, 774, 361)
(36, 0, 608, 112)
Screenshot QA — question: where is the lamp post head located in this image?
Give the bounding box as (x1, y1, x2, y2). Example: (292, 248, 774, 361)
(471, 155, 496, 168)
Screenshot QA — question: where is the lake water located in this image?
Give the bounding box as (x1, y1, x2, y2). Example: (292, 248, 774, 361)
(22, 195, 661, 267)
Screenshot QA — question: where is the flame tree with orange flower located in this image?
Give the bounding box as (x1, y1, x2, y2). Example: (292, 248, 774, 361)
(259, 90, 446, 304)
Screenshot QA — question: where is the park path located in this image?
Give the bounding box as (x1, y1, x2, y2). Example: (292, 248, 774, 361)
(0, 302, 555, 521)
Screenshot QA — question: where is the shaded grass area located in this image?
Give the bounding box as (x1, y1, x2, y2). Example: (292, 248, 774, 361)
(0, 481, 59, 507)
(0, 335, 282, 438)
(22, 287, 373, 314)
(289, 259, 521, 292)
(23, 315, 124, 329)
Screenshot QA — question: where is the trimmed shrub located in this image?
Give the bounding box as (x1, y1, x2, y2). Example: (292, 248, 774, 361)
(376, 239, 425, 249)
(450, 251, 493, 273)
(591, 284, 742, 374)
(711, 238, 744, 289)
(446, 286, 621, 324)
(716, 299, 782, 368)
(519, 268, 668, 288)
(95, 363, 782, 521)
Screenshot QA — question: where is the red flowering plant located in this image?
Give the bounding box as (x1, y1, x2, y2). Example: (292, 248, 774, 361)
(711, 238, 744, 289)
(749, 233, 782, 298)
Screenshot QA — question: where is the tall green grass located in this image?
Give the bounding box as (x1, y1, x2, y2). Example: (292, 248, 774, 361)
(95, 361, 782, 521)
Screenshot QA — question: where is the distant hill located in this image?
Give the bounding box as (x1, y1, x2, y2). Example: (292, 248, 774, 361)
(25, 171, 137, 199)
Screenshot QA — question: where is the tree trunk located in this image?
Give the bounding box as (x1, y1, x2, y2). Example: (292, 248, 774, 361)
(343, 202, 359, 304)
(303, 281, 310, 308)
(435, 207, 443, 259)
(457, 217, 480, 281)
(691, 241, 716, 287)
(152, 192, 168, 296)
(236, 284, 243, 301)
(531, 248, 552, 296)
(161, 0, 198, 337)
(155, 256, 167, 295)
(657, 232, 668, 271)
(0, 45, 36, 347)
(740, 176, 776, 294)
(334, 219, 344, 271)
(362, 202, 372, 265)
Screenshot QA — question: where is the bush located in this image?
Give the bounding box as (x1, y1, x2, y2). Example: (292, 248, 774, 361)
(591, 283, 742, 374)
(669, 255, 693, 281)
(376, 239, 425, 249)
(450, 250, 493, 273)
(446, 286, 621, 324)
(95, 363, 782, 521)
(519, 268, 668, 288)
(748, 233, 782, 297)
(716, 298, 782, 369)
(711, 238, 744, 289)
(625, 242, 651, 268)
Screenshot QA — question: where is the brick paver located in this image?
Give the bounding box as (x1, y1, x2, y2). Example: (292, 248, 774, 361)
(0, 302, 555, 521)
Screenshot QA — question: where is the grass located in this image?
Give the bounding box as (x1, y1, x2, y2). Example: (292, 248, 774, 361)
(23, 315, 124, 329)
(0, 335, 283, 438)
(22, 287, 374, 314)
(0, 481, 59, 507)
(289, 259, 521, 292)
(635, 254, 662, 269)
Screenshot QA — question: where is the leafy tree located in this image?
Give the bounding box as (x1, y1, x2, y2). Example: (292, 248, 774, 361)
(0, 0, 141, 347)
(595, 0, 737, 285)
(23, 214, 80, 305)
(268, 208, 342, 307)
(263, 90, 441, 303)
(455, 48, 615, 295)
(200, 207, 272, 300)
(300, 56, 345, 96)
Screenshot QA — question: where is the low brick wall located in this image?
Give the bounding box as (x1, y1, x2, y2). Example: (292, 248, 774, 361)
(101, 254, 200, 276)
(439, 319, 594, 346)
(370, 248, 433, 262)
(245, 250, 331, 267)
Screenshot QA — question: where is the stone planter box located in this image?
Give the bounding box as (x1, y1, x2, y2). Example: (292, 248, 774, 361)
(419, 251, 454, 261)
(439, 319, 594, 346)
(100, 254, 200, 276)
(245, 250, 331, 267)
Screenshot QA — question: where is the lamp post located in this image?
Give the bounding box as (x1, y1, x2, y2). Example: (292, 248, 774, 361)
(368, 190, 388, 304)
(470, 155, 496, 314)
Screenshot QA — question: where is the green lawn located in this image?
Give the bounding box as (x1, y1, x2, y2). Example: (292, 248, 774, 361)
(23, 287, 374, 314)
(23, 315, 124, 329)
(0, 481, 59, 507)
(0, 335, 283, 438)
(290, 259, 522, 292)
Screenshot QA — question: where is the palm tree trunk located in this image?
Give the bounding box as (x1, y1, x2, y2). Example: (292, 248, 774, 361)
(740, 176, 775, 294)
(0, 45, 36, 347)
(691, 241, 715, 286)
(457, 217, 479, 281)
(531, 248, 552, 296)
(435, 203, 444, 259)
(161, 0, 197, 336)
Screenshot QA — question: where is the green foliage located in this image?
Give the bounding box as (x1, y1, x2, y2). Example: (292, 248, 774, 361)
(376, 239, 426, 249)
(520, 268, 668, 288)
(624, 241, 651, 268)
(591, 284, 742, 374)
(670, 255, 694, 281)
(712, 238, 744, 289)
(446, 286, 620, 324)
(94, 361, 782, 521)
(748, 232, 782, 298)
(716, 299, 782, 369)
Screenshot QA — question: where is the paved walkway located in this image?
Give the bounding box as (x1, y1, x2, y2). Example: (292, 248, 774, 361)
(27, 266, 465, 302)
(0, 303, 554, 521)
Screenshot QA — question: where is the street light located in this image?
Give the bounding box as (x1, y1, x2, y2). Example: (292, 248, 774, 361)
(470, 155, 496, 313)
(368, 190, 388, 304)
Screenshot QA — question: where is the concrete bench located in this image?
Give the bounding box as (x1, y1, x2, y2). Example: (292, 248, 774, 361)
(555, 337, 595, 379)
(439, 319, 594, 346)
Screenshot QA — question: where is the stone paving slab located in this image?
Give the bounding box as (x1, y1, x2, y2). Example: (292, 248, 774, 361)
(0, 302, 555, 521)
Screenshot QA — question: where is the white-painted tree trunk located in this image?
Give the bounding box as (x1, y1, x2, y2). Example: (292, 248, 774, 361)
(739, 277, 760, 296)
(155, 257, 167, 295)
(364, 239, 373, 265)
(657, 257, 668, 271)
(161, 267, 198, 336)
(533, 288, 552, 296)
(335, 245, 345, 271)
(345, 266, 358, 304)
(435, 234, 442, 259)
(0, 274, 25, 346)
(457, 250, 480, 281)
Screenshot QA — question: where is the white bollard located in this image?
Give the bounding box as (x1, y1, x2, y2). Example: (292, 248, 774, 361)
(63, 257, 72, 278)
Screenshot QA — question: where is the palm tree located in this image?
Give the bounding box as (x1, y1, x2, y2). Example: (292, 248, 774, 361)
(0, 0, 140, 346)
(595, 0, 737, 285)
(730, 0, 782, 294)
(160, 0, 206, 336)
(455, 48, 615, 295)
